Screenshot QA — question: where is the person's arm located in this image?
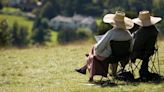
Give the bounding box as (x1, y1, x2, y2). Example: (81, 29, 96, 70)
(94, 31, 112, 56)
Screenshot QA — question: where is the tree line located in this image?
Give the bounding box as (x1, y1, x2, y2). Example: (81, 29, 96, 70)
(0, 0, 164, 46)
(37, 0, 164, 33)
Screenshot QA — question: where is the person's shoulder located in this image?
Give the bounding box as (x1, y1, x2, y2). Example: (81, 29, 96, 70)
(106, 28, 114, 34)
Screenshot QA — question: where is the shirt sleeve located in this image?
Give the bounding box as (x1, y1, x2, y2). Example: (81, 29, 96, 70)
(94, 31, 112, 56)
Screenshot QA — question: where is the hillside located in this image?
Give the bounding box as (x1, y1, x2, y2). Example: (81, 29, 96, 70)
(0, 41, 164, 92)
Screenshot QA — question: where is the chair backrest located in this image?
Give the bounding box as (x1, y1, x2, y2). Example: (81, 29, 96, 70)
(110, 40, 131, 58)
(132, 25, 158, 58)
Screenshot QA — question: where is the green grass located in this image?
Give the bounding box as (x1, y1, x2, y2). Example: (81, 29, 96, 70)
(0, 14, 33, 32)
(0, 14, 59, 44)
(2, 7, 21, 13)
(0, 41, 164, 92)
(50, 31, 58, 44)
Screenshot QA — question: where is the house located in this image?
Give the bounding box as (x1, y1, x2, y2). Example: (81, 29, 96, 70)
(49, 15, 97, 32)
(49, 15, 76, 30)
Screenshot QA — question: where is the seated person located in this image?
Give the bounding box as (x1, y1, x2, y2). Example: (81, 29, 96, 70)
(75, 11, 134, 82)
(131, 10, 162, 80)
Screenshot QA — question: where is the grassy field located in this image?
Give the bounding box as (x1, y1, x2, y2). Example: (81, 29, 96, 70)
(0, 41, 164, 92)
(0, 14, 33, 32)
(0, 13, 58, 44)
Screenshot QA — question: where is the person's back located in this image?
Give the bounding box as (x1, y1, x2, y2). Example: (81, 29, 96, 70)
(75, 11, 134, 82)
(95, 28, 132, 57)
(131, 10, 162, 80)
(132, 25, 158, 58)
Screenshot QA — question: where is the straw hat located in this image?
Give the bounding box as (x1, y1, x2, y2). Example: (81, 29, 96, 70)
(103, 11, 134, 29)
(132, 11, 162, 26)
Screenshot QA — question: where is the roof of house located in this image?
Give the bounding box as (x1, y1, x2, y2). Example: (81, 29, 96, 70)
(52, 15, 73, 23)
(51, 15, 96, 24)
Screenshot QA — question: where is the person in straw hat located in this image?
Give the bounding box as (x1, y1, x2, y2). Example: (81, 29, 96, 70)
(75, 11, 134, 82)
(131, 10, 162, 81)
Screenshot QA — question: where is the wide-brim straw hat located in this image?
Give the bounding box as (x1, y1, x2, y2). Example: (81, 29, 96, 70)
(132, 11, 162, 26)
(103, 11, 134, 29)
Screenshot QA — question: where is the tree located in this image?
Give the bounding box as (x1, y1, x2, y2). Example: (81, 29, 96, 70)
(32, 28, 51, 44)
(32, 17, 42, 30)
(32, 18, 51, 44)
(0, 19, 11, 45)
(97, 20, 112, 35)
(59, 0, 76, 16)
(0, 1, 3, 10)
(40, 1, 60, 19)
(11, 22, 30, 47)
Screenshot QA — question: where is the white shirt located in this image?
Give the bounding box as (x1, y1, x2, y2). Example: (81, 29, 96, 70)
(94, 27, 132, 57)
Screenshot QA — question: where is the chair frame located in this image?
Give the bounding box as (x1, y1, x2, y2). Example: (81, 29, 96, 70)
(99, 40, 131, 83)
(130, 42, 160, 77)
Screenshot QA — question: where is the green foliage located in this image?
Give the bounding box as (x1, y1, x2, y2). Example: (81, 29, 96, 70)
(32, 28, 51, 44)
(57, 30, 77, 44)
(10, 22, 30, 47)
(0, 19, 31, 47)
(0, 1, 3, 10)
(32, 17, 42, 30)
(76, 28, 92, 39)
(0, 19, 11, 45)
(97, 20, 112, 35)
(32, 17, 51, 44)
(57, 28, 92, 44)
(40, 1, 60, 19)
(33, 17, 49, 30)
(0, 14, 33, 33)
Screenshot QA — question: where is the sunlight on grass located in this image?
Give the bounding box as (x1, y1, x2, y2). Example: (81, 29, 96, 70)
(51, 31, 58, 43)
(0, 41, 164, 92)
(0, 14, 33, 32)
(2, 7, 21, 13)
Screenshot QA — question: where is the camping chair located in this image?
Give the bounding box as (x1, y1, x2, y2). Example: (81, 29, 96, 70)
(130, 41, 160, 81)
(99, 40, 131, 83)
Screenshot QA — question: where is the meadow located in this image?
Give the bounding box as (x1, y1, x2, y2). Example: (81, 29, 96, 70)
(0, 14, 33, 32)
(0, 13, 58, 44)
(0, 40, 164, 92)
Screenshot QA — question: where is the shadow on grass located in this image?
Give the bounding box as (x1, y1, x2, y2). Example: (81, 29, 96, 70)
(89, 74, 164, 87)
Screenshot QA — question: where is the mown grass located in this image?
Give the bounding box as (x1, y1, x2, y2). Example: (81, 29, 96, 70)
(0, 41, 164, 92)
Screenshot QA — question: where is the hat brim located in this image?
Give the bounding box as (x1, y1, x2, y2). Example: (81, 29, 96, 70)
(132, 16, 162, 26)
(103, 14, 134, 29)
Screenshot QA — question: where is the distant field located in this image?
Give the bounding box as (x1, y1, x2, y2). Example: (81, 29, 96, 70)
(0, 40, 164, 92)
(0, 14, 33, 32)
(0, 14, 58, 44)
(2, 7, 21, 13)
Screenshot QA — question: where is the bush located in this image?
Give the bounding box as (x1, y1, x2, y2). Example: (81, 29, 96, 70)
(11, 22, 30, 47)
(57, 28, 93, 44)
(57, 30, 77, 44)
(0, 19, 11, 46)
(32, 18, 51, 45)
(32, 28, 51, 45)
(76, 28, 92, 39)
(97, 20, 112, 35)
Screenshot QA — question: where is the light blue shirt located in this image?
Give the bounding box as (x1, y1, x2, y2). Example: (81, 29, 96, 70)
(94, 27, 132, 57)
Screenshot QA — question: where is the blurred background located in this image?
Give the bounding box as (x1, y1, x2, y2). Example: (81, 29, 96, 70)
(0, 0, 164, 47)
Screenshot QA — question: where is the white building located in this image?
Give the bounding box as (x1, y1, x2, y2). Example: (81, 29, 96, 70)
(49, 15, 97, 31)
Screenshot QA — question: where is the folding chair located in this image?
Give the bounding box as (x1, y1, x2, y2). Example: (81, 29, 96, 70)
(100, 40, 131, 83)
(130, 43, 160, 76)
